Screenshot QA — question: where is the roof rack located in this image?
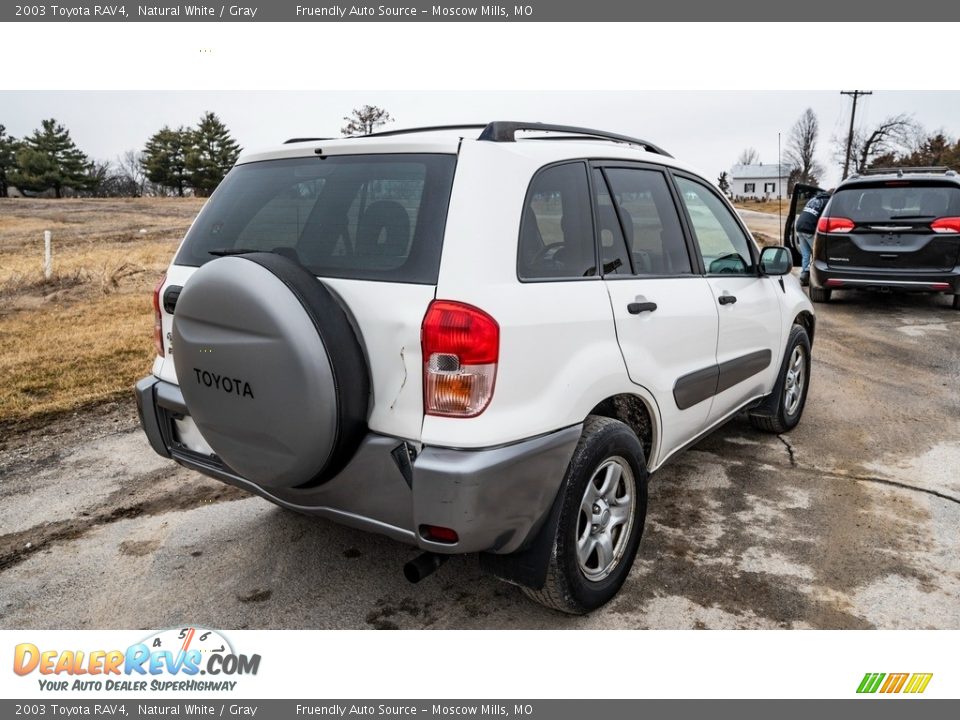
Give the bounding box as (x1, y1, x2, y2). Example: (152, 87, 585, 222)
(477, 121, 672, 157)
(283, 137, 334, 144)
(282, 122, 673, 157)
(349, 124, 488, 139)
(859, 166, 953, 177)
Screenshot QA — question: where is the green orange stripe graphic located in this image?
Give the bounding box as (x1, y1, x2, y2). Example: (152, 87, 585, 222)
(857, 672, 932, 694)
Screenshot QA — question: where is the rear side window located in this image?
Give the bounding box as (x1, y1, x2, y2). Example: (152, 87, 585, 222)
(603, 167, 692, 275)
(175, 154, 456, 284)
(592, 169, 633, 276)
(828, 183, 960, 222)
(518, 163, 597, 280)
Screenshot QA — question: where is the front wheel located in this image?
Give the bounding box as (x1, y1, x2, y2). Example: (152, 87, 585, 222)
(523, 416, 648, 614)
(749, 324, 812, 434)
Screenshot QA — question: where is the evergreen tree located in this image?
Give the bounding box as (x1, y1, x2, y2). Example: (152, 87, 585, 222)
(717, 171, 730, 195)
(11, 119, 90, 198)
(142, 126, 190, 197)
(0, 125, 19, 198)
(185, 112, 241, 197)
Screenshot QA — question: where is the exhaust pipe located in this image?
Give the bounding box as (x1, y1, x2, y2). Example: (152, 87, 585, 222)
(403, 552, 448, 583)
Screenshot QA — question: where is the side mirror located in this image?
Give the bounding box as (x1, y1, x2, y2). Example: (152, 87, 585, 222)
(759, 246, 793, 276)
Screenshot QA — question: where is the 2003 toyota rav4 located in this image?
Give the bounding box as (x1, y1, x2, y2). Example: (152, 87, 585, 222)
(136, 122, 814, 614)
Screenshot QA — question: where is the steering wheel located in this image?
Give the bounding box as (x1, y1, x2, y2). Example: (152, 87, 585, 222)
(710, 252, 747, 274)
(531, 242, 567, 269)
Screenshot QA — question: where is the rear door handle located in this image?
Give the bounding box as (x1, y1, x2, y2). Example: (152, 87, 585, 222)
(718, 294, 737, 305)
(627, 302, 658, 314)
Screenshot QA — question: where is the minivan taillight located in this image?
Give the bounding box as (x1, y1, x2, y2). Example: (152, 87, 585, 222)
(422, 300, 499, 418)
(931, 217, 960, 234)
(817, 216, 855, 234)
(153, 273, 166, 357)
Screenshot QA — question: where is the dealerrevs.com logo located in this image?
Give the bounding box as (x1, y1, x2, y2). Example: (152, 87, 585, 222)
(13, 627, 261, 692)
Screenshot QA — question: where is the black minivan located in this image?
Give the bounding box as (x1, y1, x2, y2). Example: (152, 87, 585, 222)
(808, 167, 960, 308)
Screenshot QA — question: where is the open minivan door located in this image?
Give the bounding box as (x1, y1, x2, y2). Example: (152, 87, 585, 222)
(784, 182, 825, 266)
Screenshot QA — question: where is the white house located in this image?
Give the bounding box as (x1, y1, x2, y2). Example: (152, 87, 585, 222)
(730, 163, 790, 200)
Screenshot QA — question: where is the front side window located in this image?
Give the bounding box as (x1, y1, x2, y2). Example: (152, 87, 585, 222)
(676, 176, 756, 275)
(518, 163, 597, 279)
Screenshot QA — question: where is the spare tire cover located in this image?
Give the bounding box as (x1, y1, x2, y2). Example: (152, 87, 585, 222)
(172, 252, 369, 489)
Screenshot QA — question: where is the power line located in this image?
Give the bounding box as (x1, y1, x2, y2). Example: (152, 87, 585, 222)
(841, 90, 872, 179)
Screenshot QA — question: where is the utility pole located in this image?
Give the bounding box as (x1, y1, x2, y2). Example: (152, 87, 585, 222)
(841, 90, 872, 179)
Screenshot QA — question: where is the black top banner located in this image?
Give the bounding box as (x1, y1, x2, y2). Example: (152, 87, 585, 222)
(3, 0, 958, 21)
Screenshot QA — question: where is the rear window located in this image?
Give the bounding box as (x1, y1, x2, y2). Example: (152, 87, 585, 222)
(829, 182, 960, 223)
(175, 154, 457, 284)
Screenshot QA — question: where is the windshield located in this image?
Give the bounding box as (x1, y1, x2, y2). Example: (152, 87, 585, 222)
(828, 182, 960, 223)
(175, 154, 457, 284)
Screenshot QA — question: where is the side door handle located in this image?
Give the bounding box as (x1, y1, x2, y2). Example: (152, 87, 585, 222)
(627, 301, 658, 314)
(718, 294, 737, 305)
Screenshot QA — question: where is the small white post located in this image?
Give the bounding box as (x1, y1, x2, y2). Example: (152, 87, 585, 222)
(44, 230, 52, 280)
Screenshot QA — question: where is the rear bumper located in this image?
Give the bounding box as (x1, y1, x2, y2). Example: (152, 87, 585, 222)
(811, 260, 960, 293)
(135, 376, 580, 555)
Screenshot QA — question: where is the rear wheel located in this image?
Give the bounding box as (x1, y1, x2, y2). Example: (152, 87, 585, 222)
(522, 416, 648, 615)
(953, 294, 960, 310)
(809, 284, 831, 303)
(749, 324, 811, 434)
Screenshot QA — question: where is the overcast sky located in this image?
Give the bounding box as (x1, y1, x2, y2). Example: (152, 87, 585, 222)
(4, 91, 960, 187)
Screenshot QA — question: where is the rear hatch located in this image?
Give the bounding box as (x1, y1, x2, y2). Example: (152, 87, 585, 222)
(821, 179, 960, 272)
(160, 152, 458, 442)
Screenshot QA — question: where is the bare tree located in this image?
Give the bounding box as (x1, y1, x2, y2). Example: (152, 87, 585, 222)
(834, 114, 920, 175)
(341, 105, 394, 136)
(116, 149, 148, 197)
(784, 108, 824, 186)
(736, 147, 760, 165)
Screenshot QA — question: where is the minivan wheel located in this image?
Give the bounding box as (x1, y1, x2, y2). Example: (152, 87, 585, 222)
(749, 324, 811, 434)
(522, 416, 648, 615)
(953, 294, 960, 310)
(809, 284, 831, 303)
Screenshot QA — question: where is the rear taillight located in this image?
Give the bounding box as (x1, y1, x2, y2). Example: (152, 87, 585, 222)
(153, 273, 166, 357)
(422, 300, 499, 418)
(931, 217, 960, 234)
(817, 216, 855, 234)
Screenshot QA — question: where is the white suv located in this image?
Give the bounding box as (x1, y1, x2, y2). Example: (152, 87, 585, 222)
(136, 122, 814, 614)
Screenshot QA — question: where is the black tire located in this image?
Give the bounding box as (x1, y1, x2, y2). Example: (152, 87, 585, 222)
(809, 284, 831, 303)
(749, 324, 811, 434)
(522, 416, 648, 615)
(953, 294, 960, 310)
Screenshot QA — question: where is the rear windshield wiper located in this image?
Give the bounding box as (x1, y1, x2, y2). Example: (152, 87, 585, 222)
(208, 248, 260, 257)
(888, 214, 933, 220)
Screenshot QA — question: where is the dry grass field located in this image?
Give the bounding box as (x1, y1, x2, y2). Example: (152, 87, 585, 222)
(732, 197, 789, 214)
(0, 198, 204, 431)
